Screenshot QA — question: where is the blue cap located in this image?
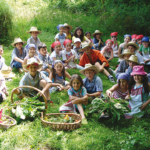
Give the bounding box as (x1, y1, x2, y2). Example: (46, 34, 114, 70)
(142, 36, 149, 42)
(25, 44, 36, 52)
(124, 34, 131, 40)
(56, 24, 65, 31)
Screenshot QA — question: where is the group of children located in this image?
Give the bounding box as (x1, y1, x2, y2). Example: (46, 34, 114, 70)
(0, 23, 150, 124)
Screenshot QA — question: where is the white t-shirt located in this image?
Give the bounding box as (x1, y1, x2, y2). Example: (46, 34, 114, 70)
(54, 33, 66, 47)
(50, 51, 62, 62)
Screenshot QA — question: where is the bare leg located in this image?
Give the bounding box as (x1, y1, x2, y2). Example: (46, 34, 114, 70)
(76, 104, 86, 119)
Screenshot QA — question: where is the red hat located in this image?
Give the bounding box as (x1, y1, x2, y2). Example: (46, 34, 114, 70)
(131, 34, 137, 39)
(51, 41, 61, 48)
(63, 39, 72, 46)
(110, 32, 118, 37)
(106, 39, 114, 44)
(136, 35, 144, 40)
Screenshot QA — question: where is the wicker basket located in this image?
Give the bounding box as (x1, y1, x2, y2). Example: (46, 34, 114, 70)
(41, 112, 82, 131)
(0, 114, 17, 130)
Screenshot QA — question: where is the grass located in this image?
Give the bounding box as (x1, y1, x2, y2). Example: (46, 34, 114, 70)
(1, 0, 150, 150)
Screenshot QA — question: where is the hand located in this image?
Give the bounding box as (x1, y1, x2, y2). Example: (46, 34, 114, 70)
(140, 100, 150, 111)
(106, 90, 112, 97)
(144, 60, 149, 64)
(125, 95, 130, 100)
(59, 85, 65, 90)
(39, 90, 45, 97)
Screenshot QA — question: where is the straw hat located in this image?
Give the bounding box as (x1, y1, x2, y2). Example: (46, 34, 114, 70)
(79, 63, 99, 75)
(23, 58, 43, 70)
(92, 30, 103, 37)
(119, 49, 134, 59)
(126, 55, 139, 64)
(11, 38, 26, 47)
(125, 42, 139, 50)
(26, 27, 41, 34)
(0, 65, 15, 78)
(64, 23, 72, 31)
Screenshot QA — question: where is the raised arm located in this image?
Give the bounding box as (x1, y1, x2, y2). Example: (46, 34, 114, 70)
(106, 84, 119, 97)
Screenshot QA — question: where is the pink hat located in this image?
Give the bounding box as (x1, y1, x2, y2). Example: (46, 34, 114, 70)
(51, 41, 61, 48)
(106, 39, 114, 44)
(131, 34, 137, 39)
(110, 32, 118, 37)
(63, 39, 72, 46)
(136, 35, 144, 40)
(131, 66, 147, 76)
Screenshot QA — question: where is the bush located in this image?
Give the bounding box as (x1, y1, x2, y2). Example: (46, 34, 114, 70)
(0, 0, 12, 44)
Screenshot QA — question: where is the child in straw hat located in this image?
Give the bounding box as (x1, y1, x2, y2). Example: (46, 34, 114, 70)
(79, 63, 103, 98)
(93, 30, 105, 50)
(10, 38, 27, 73)
(64, 23, 73, 40)
(0, 45, 6, 70)
(26, 27, 41, 52)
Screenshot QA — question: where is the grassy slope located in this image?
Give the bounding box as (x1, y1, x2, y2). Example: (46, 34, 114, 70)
(1, 0, 150, 149)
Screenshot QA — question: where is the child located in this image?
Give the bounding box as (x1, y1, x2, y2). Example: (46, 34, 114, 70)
(85, 31, 93, 43)
(72, 27, 91, 44)
(0, 45, 5, 70)
(0, 73, 8, 102)
(101, 39, 114, 62)
(62, 39, 83, 69)
(10, 38, 27, 73)
(131, 34, 137, 43)
(80, 63, 103, 98)
(49, 60, 71, 93)
(64, 23, 73, 40)
(50, 41, 62, 62)
(73, 38, 83, 58)
(136, 35, 144, 47)
(12, 58, 52, 102)
(59, 74, 88, 124)
(118, 34, 131, 55)
(138, 36, 150, 68)
(125, 66, 150, 118)
(38, 43, 52, 76)
(26, 27, 41, 52)
(116, 49, 134, 77)
(93, 30, 105, 50)
(126, 55, 139, 78)
(106, 73, 129, 99)
(110, 32, 118, 57)
(55, 24, 66, 48)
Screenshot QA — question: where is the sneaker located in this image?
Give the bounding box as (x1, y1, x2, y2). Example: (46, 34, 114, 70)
(108, 75, 115, 83)
(19, 68, 24, 73)
(107, 68, 114, 75)
(81, 118, 88, 125)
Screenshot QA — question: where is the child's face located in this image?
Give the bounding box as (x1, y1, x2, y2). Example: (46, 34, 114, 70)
(133, 75, 143, 83)
(123, 54, 131, 60)
(137, 39, 142, 45)
(86, 33, 91, 39)
(128, 46, 136, 53)
(132, 38, 137, 43)
(59, 27, 64, 34)
(31, 32, 38, 39)
(54, 63, 63, 73)
(142, 41, 149, 48)
(0, 49, 3, 55)
(124, 36, 131, 43)
(106, 41, 113, 49)
(119, 79, 127, 89)
(39, 47, 47, 56)
(28, 64, 38, 77)
(72, 79, 81, 91)
(83, 47, 91, 55)
(64, 27, 70, 34)
(28, 47, 36, 57)
(76, 29, 82, 37)
(95, 34, 100, 39)
(111, 36, 117, 42)
(54, 44, 61, 53)
(15, 42, 23, 50)
(65, 43, 71, 52)
(74, 41, 81, 48)
(129, 61, 137, 69)
(84, 69, 95, 81)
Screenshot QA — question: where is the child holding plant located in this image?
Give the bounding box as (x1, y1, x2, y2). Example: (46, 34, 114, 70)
(125, 66, 150, 118)
(101, 39, 114, 62)
(79, 63, 103, 98)
(49, 60, 71, 93)
(59, 74, 88, 124)
(0, 45, 5, 70)
(64, 23, 73, 40)
(26, 27, 41, 52)
(62, 39, 83, 69)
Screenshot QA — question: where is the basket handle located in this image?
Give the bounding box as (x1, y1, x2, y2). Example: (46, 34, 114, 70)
(11, 86, 48, 109)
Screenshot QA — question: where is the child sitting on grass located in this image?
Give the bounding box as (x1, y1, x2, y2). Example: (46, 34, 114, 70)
(26, 27, 41, 52)
(59, 74, 88, 124)
(55, 24, 66, 48)
(0, 45, 5, 70)
(49, 60, 71, 93)
(79, 63, 103, 99)
(64, 23, 73, 40)
(101, 39, 114, 62)
(85, 31, 93, 43)
(38, 43, 52, 77)
(93, 30, 105, 50)
(136, 35, 143, 47)
(10, 38, 27, 73)
(12, 58, 52, 102)
(62, 39, 83, 69)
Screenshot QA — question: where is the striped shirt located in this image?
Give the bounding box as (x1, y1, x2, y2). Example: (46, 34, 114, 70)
(112, 88, 128, 99)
